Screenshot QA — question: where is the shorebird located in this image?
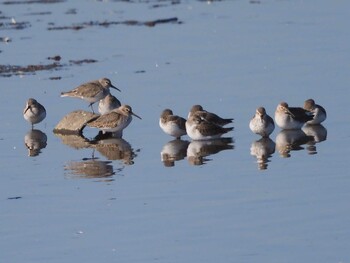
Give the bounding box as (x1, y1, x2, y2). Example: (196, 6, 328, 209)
(249, 107, 275, 137)
(186, 113, 233, 140)
(159, 109, 187, 139)
(274, 102, 313, 130)
(86, 105, 141, 134)
(98, 93, 121, 115)
(303, 99, 327, 125)
(23, 98, 46, 128)
(188, 105, 233, 126)
(61, 78, 120, 113)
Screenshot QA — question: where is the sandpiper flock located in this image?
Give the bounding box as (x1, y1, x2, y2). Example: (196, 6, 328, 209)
(23, 77, 327, 165)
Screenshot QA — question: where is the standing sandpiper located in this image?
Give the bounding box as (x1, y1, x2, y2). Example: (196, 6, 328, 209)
(249, 107, 275, 137)
(61, 78, 120, 113)
(86, 105, 141, 134)
(274, 102, 313, 130)
(159, 109, 187, 139)
(23, 98, 46, 128)
(98, 93, 121, 115)
(186, 113, 233, 140)
(303, 99, 327, 125)
(188, 105, 233, 126)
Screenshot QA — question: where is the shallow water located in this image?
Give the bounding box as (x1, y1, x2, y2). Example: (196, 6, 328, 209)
(1, 0, 350, 262)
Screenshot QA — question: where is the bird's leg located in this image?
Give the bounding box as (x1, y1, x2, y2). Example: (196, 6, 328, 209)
(89, 103, 95, 114)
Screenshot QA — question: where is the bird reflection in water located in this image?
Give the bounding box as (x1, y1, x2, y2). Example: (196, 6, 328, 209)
(64, 157, 118, 180)
(275, 129, 314, 158)
(187, 138, 234, 166)
(91, 132, 138, 165)
(302, 124, 327, 155)
(161, 139, 190, 167)
(24, 129, 47, 157)
(54, 130, 138, 163)
(55, 130, 138, 180)
(54, 132, 91, 149)
(250, 137, 275, 170)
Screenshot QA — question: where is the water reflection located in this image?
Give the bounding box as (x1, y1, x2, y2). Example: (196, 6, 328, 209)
(250, 137, 275, 170)
(275, 129, 314, 158)
(64, 157, 117, 180)
(187, 138, 234, 166)
(55, 131, 138, 180)
(302, 124, 327, 155)
(161, 139, 190, 167)
(54, 131, 138, 163)
(24, 129, 47, 157)
(93, 130, 123, 140)
(302, 124, 327, 142)
(250, 124, 328, 169)
(91, 133, 137, 165)
(54, 133, 91, 149)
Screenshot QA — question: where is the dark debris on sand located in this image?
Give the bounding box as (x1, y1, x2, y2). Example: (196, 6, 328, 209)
(3, 0, 65, 4)
(0, 57, 98, 77)
(0, 21, 31, 30)
(48, 17, 181, 30)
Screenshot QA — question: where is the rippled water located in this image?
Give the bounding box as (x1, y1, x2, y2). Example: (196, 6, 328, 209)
(1, 0, 350, 262)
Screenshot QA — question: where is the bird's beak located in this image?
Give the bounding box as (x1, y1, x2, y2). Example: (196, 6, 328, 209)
(23, 105, 30, 114)
(132, 112, 142, 120)
(285, 108, 295, 118)
(110, 85, 121, 92)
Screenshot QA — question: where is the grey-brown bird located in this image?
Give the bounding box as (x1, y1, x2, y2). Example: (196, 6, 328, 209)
(186, 113, 233, 140)
(86, 105, 141, 134)
(274, 102, 313, 130)
(249, 107, 275, 137)
(98, 93, 121, 115)
(188, 104, 233, 126)
(159, 109, 187, 139)
(23, 98, 46, 128)
(303, 99, 327, 125)
(61, 78, 120, 113)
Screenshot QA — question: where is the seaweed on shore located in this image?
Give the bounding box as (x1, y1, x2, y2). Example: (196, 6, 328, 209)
(0, 58, 98, 77)
(48, 17, 181, 30)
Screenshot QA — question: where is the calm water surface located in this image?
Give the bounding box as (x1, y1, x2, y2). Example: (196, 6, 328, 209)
(1, 0, 350, 262)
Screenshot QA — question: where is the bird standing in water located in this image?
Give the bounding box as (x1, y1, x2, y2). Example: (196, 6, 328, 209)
(23, 98, 46, 129)
(159, 109, 187, 139)
(303, 99, 327, 125)
(249, 107, 275, 137)
(61, 78, 120, 113)
(274, 102, 313, 129)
